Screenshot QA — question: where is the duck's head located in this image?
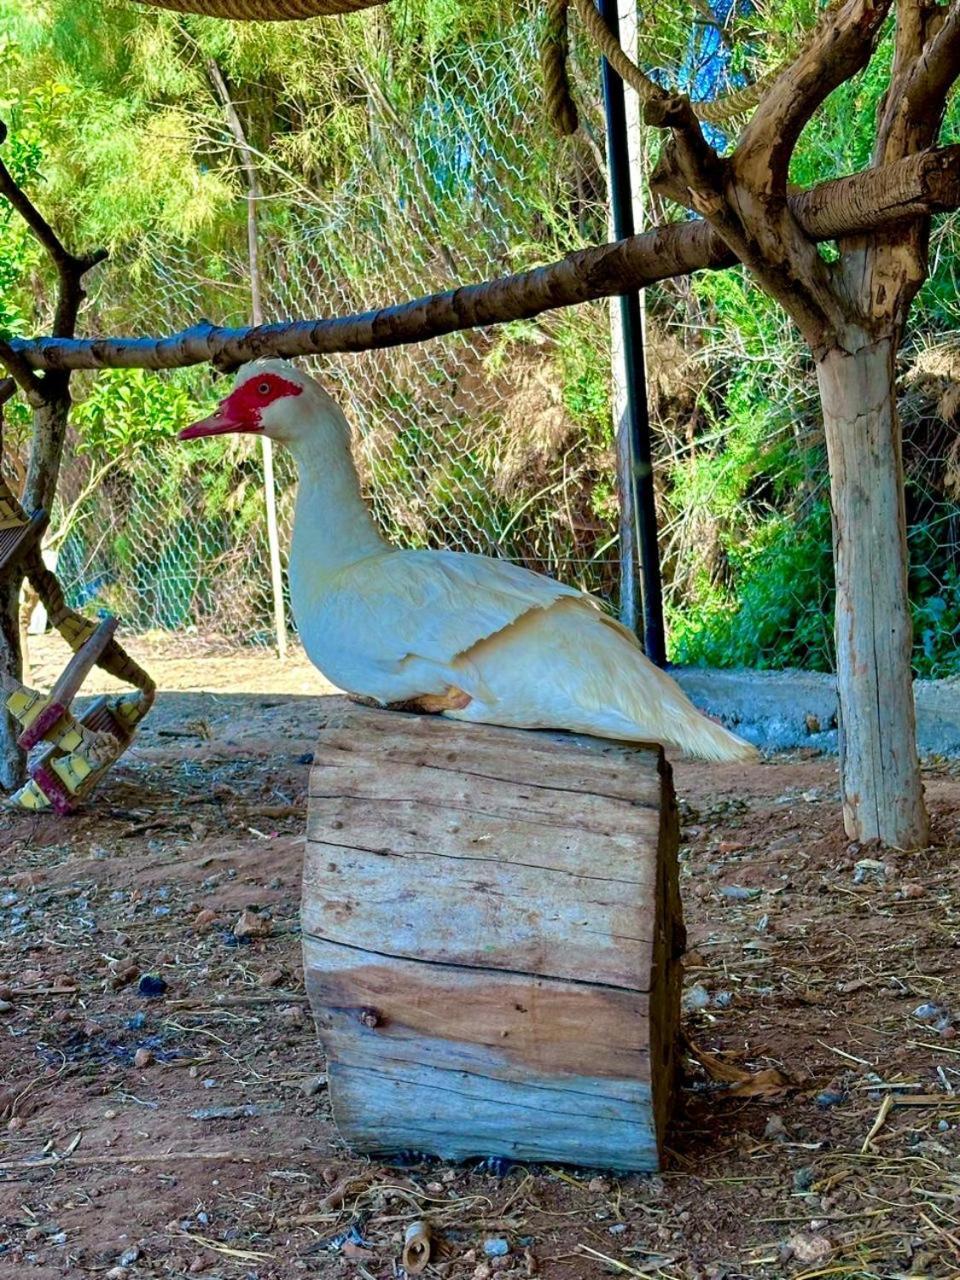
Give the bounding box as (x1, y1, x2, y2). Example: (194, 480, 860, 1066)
(179, 359, 349, 453)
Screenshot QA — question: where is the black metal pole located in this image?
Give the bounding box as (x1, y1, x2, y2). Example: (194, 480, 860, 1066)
(598, 0, 667, 667)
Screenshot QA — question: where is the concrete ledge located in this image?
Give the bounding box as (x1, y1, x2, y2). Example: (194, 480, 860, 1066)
(673, 666, 960, 757)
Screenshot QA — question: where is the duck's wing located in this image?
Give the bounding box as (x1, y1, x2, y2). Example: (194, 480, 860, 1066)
(330, 548, 593, 668)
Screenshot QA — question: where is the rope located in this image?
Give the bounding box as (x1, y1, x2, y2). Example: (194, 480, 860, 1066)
(134, 0, 388, 18)
(564, 0, 773, 128)
(0, 475, 155, 707)
(541, 0, 579, 136)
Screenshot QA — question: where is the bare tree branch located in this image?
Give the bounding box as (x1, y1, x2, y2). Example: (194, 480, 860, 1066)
(0, 337, 45, 406)
(733, 0, 893, 196)
(903, 0, 960, 133)
(844, 0, 960, 335)
(7, 147, 960, 374)
(0, 121, 108, 341)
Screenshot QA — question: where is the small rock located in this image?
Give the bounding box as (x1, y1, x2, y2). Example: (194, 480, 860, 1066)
(188, 1105, 264, 1120)
(193, 909, 216, 931)
(133, 1048, 154, 1069)
(938, 1119, 950, 1132)
(720, 885, 760, 901)
(787, 1233, 832, 1264)
(7, 1115, 24, 1132)
(853, 858, 887, 885)
(792, 1166, 815, 1192)
(233, 908, 269, 941)
(899, 881, 926, 898)
(104, 1109, 118, 1120)
(682, 983, 711, 1011)
(300, 1074, 327, 1097)
(106, 1269, 127, 1280)
(941, 1025, 957, 1040)
(119, 1245, 141, 1266)
(280, 1004, 304, 1027)
(0, 999, 13, 1014)
(483, 1238, 510, 1258)
(472, 1266, 492, 1280)
(587, 1177, 610, 1193)
(913, 1002, 942, 1022)
(816, 1089, 845, 1108)
(764, 1114, 787, 1141)
(259, 966, 285, 988)
(189, 1258, 208, 1274)
(713, 990, 733, 1008)
(137, 974, 167, 1000)
(110, 964, 140, 990)
(342, 1242, 374, 1260)
(801, 789, 821, 802)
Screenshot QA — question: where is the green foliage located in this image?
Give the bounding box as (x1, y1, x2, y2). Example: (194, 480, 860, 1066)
(72, 369, 212, 456)
(3, 0, 960, 673)
(555, 315, 611, 439)
(669, 502, 835, 671)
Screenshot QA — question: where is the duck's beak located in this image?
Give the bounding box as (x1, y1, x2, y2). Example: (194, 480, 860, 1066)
(179, 398, 260, 441)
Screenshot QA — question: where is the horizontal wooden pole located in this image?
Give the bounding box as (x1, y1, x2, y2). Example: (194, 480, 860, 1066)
(9, 146, 960, 374)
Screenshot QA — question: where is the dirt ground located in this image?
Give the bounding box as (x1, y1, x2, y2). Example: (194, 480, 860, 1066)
(2, 641, 959, 1280)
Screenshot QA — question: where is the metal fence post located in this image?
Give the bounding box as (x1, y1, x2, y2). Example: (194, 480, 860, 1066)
(599, 0, 666, 666)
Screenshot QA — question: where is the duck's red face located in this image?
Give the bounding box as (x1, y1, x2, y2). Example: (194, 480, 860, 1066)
(179, 371, 304, 440)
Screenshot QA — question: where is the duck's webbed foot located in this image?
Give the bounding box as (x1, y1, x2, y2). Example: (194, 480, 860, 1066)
(394, 687, 473, 715)
(348, 688, 472, 715)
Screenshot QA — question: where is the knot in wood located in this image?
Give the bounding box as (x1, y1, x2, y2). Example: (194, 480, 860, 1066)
(358, 1005, 382, 1028)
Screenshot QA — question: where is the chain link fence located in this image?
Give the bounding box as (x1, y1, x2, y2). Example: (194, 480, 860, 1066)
(39, 19, 623, 656)
(17, 13, 960, 680)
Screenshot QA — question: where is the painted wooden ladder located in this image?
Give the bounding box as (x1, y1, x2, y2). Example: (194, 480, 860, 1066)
(1, 477, 155, 814)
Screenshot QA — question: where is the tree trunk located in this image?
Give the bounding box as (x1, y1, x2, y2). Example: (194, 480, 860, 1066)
(0, 390, 70, 792)
(0, 577, 24, 791)
(817, 334, 929, 848)
(25, 388, 70, 512)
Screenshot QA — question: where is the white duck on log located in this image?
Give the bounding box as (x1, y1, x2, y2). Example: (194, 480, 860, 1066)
(181, 360, 756, 762)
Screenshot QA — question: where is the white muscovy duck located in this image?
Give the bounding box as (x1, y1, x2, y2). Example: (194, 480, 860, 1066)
(181, 360, 756, 762)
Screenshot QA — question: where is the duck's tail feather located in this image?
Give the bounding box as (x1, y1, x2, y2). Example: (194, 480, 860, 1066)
(451, 598, 760, 763)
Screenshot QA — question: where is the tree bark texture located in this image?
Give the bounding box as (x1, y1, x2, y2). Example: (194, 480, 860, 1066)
(9, 147, 960, 374)
(24, 389, 71, 512)
(0, 578, 24, 791)
(818, 335, 928, 848)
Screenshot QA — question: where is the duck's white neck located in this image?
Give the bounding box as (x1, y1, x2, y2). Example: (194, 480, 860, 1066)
(288, 436, 387, 582)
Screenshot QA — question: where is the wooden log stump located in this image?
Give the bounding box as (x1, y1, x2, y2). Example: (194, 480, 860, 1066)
(302, 704, 683, 1172)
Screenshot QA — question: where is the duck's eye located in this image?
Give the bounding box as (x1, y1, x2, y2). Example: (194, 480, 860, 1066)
(258, 381, 271, 395)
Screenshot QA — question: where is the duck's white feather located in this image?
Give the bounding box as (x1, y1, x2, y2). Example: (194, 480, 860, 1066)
(237, 359, 758, 763)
